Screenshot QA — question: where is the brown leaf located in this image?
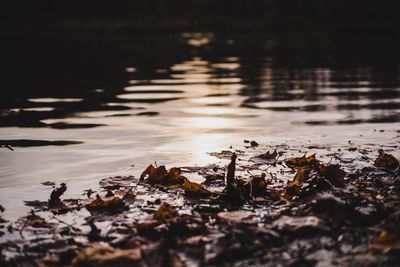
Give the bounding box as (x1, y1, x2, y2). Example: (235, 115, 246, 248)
(183, 180, 211, 197)
(165, 167, 186, 185)
(246, 173, 268, 197)
(318, 164, 346, 187)
(72, 244, 141, 267)
(49, 183, 67, 205)
(374, 151, 399, 171)
(251, 149, 278, 165)
(153, 202, 178, 223)
(285, 154, 319, 168)
(140, 165, 186, 185)
(86, 194, 124, 210)
(283, 167, 311, 198)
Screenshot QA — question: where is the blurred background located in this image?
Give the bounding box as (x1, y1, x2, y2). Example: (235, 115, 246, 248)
(1, 0, 399, 219)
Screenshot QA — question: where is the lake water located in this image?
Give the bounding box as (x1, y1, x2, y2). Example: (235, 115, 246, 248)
(1, 32, 400, 220)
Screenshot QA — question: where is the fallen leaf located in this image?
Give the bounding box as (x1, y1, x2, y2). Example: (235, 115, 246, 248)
(153, 202, 178, 223)
(285, 154, 319, 168)
(246, 173, 268, 197)
(283, 167, 311, 198)
(318, 164, 346, 187)
(72, 244, 141, 267)
(165, 167, 186, 185)
(183, 180, 211, 197)
(374, 151, 399, 171)
(251, 149, 278, 165)
(86, 194, 124, 210)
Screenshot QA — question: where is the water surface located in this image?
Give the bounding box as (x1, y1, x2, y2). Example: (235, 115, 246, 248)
(1, 32, 400, 219)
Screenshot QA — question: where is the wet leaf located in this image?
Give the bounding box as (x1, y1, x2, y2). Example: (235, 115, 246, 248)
(153, 202, 177, 223)
(318, 164, 346, 187)
(251, 149, 278, 165)
(183, 180, 211, 197)
(374, 151, 399, 171)
(285, 154, 319, 168)
(86, 194, 124, 210)
(246, 173, 268, 197)
(72, 244, 141, 267)
(165, 167, 186, 185)
(283, 167, 311, 198)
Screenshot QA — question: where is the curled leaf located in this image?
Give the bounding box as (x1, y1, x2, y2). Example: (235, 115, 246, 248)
(285, 154, 319, 168)
(283, 167, 311, 198)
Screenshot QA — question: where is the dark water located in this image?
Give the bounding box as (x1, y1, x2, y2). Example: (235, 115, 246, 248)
(1, 32, 400, 219)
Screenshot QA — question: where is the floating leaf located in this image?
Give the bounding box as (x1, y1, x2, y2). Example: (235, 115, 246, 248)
(374, 151, 399, 171)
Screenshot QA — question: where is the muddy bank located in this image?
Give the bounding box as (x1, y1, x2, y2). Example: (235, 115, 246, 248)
(1, 137, 399, 266)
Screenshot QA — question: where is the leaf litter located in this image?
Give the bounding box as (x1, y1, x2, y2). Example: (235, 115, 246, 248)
(1, 138, 400, 266)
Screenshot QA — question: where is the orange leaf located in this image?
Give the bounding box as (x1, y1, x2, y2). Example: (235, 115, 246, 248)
(283, 166, 311, 198)
(183, 180, 211, 197)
